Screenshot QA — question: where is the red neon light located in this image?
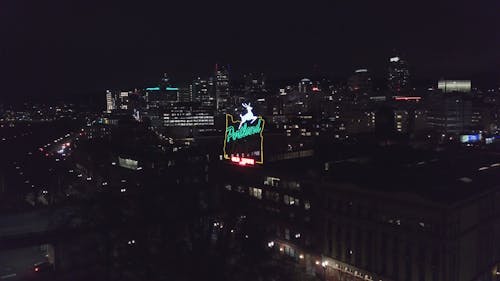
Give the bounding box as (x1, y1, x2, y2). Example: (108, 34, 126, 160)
(230, 156, 255, 166)
(394, 96, 421, 101)
(312, 87, 320, 92)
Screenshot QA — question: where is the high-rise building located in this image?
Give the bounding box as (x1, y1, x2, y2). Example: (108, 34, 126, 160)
(177, 87, 192, 103)
(191, 77, 216, 108)
(298, 78, 313, 93)
(144, 74, 179, 107)
(144, 101, 216, 139)
(160, 73, 171, 89)
(388, 56, 410, 94)
(426, 92, 481, 134)
(215, 64, 230, 113)
(145, 86, 179, 108)
(119, 91, 130, 110)
(243, 73, 266, 96)
(161, 102, 214, 128)
(348, 69, 373, 94)
(106, 90, 116, 113)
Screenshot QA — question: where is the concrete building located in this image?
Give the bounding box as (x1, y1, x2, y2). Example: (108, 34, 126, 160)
(216, 147, 500, 281)
(426, 93, 482, 135)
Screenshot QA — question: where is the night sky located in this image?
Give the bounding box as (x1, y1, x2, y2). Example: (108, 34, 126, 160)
(0, 0, 498, 100)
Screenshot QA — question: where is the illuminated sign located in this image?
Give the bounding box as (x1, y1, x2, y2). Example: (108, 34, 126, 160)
(145, 87, 179, 91)
(390, 56, 400, 62)
(437, 80, 471, 93)
(394, 96, 421, 101)
(460, 134, 481, 143)
(118, 157, 138, 170)
(226, 119, 263, 142)
(223, 103, 265, 165)
(231, 156, 255, 166)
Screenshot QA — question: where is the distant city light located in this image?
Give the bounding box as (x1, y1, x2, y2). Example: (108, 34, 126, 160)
(145, 87, 179, 91)
(460, 134, 481, 143)
(394, 96, 421, 101)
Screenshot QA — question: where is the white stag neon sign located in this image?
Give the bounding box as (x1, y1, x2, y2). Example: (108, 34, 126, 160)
(239, 103, 258, 129)
(223, 102, 265, 165)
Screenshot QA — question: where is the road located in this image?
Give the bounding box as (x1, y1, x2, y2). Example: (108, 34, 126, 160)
(0, 246, 48, 280)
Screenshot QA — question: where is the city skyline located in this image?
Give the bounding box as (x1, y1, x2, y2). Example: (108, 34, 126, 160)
(0, 2, 499, 281)
(0, 1, 498, 100)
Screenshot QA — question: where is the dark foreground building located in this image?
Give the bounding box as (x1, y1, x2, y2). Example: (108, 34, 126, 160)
(215, 147, 500, 281)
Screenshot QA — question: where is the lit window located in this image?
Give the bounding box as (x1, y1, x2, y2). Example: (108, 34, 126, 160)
(264, 176, 280, 187)
(304, 200, 311, 210)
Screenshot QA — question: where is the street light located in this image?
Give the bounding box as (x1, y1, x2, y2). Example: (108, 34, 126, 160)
(321, 261, 328, 281)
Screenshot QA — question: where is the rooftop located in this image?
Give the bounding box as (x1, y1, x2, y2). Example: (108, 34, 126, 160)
(322, 146, 500, 205)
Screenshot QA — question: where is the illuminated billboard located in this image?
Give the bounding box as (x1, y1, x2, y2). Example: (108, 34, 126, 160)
(223, 103, 265, 166)
(437, 80, 471, 93)
(118, 157, 138, 170)
(460, 134, 481, 143)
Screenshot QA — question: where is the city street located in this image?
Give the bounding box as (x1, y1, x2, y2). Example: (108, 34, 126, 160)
(0, 246, 48, 280)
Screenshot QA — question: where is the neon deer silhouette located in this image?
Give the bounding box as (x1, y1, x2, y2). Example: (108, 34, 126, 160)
(239, 103, 257, 129)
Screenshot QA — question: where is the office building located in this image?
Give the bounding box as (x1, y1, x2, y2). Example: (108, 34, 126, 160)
(105, 90, 133, 113)
(244, 73, 267, 96)
(388, 56, 410, 94)
(299, 78, 313, 93)
(348, 69, 373, 95)
(143, 101, 216, 138)
(145, 87, 179, 108)
(119, 91, 130, 110)
(161, 102, 214, 128)
(191, 77, 216, 108)
(215, 64, 231, 113)
(426, 93, 482, 134)
(106, 90, 116, 113)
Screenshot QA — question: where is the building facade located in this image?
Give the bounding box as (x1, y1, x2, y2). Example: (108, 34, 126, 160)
(388, 56, 410, 94)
